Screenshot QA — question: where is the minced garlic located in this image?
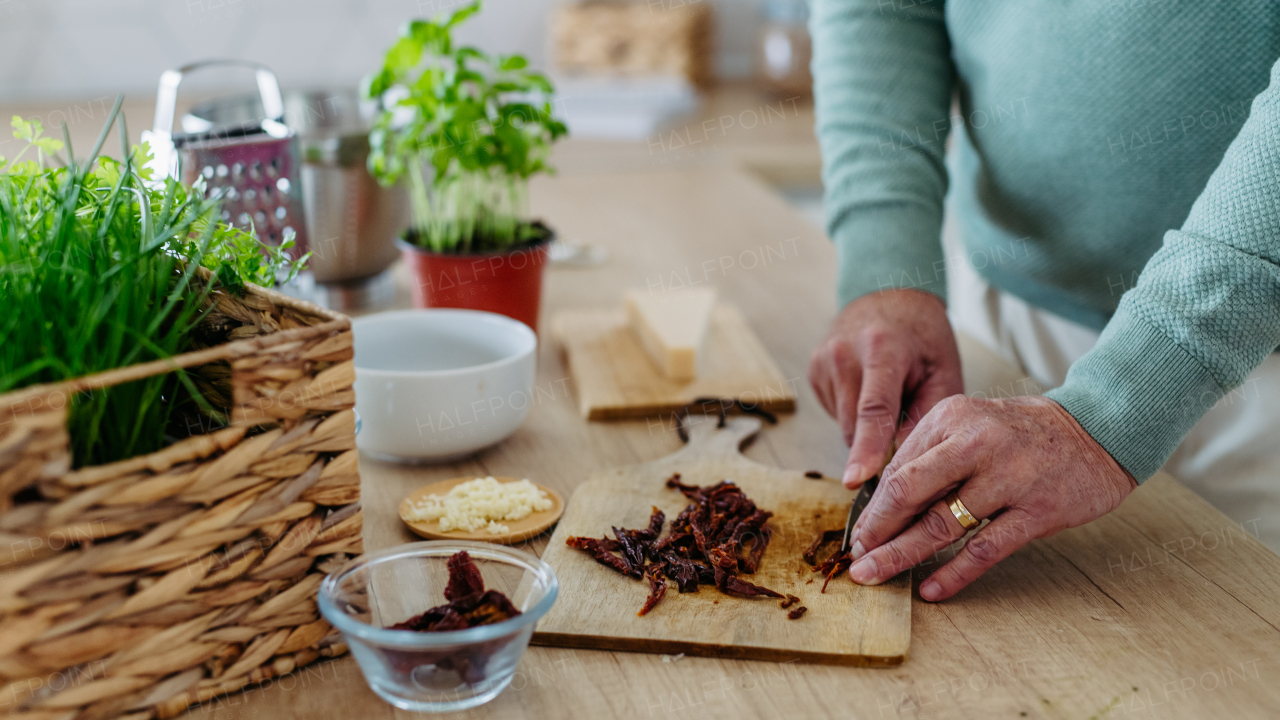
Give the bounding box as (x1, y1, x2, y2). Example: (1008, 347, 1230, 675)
(406, 476, 552, 534)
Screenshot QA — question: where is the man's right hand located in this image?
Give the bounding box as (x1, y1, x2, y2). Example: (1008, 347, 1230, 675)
(808, 288, 964, 488)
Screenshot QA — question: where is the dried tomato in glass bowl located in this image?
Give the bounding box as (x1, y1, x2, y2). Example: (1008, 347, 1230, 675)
(319, 541, 558, 713)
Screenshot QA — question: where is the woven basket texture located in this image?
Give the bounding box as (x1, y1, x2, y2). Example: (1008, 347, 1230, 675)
(0, 281, 362, 720)
(552, 1, 713, 86)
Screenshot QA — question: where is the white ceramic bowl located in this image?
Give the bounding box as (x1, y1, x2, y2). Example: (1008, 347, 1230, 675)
(352, 309, 537, 462)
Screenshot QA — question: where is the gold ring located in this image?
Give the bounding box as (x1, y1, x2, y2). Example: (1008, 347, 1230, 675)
(945, 491, 981, 531)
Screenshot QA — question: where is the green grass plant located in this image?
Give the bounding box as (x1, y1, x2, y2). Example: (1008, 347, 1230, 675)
(0, 98, 305, 467)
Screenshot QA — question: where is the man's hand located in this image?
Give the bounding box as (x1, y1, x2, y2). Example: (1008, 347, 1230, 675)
(847, 395, 1137, 601)
(808, 289, 963, 488)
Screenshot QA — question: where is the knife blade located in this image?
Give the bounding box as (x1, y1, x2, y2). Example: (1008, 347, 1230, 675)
(838, 439, 898, 554)
(839, 474, 878, 554)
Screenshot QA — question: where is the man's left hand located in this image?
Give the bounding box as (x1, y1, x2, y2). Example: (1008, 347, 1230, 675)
(847, 395, 1137, 601)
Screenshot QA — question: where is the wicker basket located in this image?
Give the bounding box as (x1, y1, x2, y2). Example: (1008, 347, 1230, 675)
(0, 282, 361, 719)
(552, 0, 713, 87)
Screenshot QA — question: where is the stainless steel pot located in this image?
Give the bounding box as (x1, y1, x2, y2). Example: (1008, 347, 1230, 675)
(183, 88, 406, 291)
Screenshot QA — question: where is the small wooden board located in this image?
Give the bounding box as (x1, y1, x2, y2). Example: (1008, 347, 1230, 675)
(399, 476, 565, 544)
(552, 303, 797, 420)
(533, 417, 911, 666)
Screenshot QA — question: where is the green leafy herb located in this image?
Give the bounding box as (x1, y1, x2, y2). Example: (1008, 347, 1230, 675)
(1, 115, 66, 172)
(363, 0, 567, 253)
(0, 101, 308, 467)
(185, 220, 309, 297)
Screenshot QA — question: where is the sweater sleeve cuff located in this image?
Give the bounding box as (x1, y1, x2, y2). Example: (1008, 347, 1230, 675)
(832, 206, 946, 309)
(1044, 310, 1223, 483)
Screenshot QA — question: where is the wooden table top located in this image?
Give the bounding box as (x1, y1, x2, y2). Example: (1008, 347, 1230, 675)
(177, 166, 1280, 720)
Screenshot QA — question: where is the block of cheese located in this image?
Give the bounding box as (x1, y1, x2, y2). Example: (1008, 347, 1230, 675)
(624, 287, 717, 381)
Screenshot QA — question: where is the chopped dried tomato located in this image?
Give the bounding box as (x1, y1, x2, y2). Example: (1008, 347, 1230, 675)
(568, 477, 787, 615)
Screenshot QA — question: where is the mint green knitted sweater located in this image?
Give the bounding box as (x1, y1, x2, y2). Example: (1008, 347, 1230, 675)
(811, 1, 1280, 481)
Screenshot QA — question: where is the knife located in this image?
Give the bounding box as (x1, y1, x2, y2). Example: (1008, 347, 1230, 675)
(839, 442, 897, 554)
(839, 474, 878, 554)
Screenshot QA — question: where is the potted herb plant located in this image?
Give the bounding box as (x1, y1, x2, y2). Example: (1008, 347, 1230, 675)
(363, 1, 568, 330)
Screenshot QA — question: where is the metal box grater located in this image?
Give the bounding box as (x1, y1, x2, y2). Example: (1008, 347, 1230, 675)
(143, 60, 310, 256)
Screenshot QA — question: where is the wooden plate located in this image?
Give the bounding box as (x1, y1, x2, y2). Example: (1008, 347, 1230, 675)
(398, 476, 565, 545)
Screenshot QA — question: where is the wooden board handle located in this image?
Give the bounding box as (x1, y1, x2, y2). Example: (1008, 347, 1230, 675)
(667, 416, 762, 463)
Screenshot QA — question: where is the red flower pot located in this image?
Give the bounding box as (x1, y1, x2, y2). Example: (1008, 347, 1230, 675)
(397, 226, 553, 332)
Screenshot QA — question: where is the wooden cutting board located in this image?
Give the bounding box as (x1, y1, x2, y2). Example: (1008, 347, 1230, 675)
(552, 303, 797, 420)
(533, 417, 911, 666)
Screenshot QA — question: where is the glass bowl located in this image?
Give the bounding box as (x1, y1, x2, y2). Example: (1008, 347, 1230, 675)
(318, 541, 559, 713)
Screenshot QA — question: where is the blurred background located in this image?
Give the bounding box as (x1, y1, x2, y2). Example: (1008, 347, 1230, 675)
(0, 0, 823, 308)
(0, 0, 795, 101)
